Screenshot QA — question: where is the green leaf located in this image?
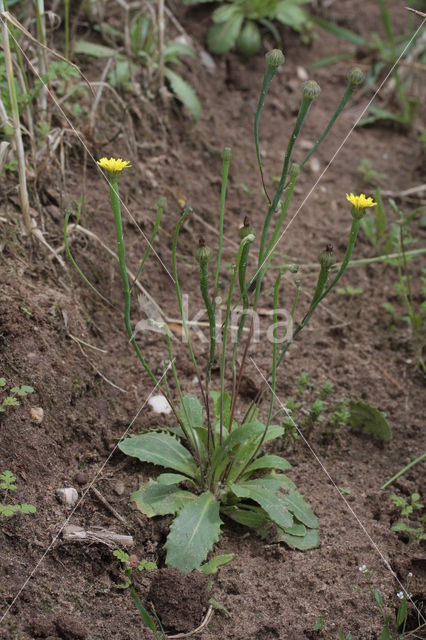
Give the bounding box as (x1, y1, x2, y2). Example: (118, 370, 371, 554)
(0, 470, 17, 490)
(119, 431, 198, 478)
(275, 2, 307, 30)
(221, 504, 269, 530)
(231, 479, 293, 529)
(348, 400, 392, 443)
(15, 385, 34, 396)
(113, 549, 129, 563)
(282, 522, 306, 537)
(0, 377, 6, 387)
(397, 597, 407, 626)
(207, 13, 244, 54)
(137, 559, 157, 572)
(283, 490, 318, 529)
(208, 597, 230, 616)
(374, 588, 383, 608)
(164, 41, 196, 62)
(311, 16, 367, 47)
(313, 614, 323, 631)
(277, 527, 320, 550)
(131, 480, 196, 517)
(129, 586, 159, 635)
(163, 68, 201, 121)
(19, 503, 36, 514)
(200, 553, 234, 575)
(156, 473, 193, 486)
(210, 390, 232, 430)
(180, 395, 203, 430)
(2, 397, 19, 408)
(74, 40, 119, 58)
(165, 492, 222, 573)
(212, 4, 241, 24)
(244, 454, 291, 476)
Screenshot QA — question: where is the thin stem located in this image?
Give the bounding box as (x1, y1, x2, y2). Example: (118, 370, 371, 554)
(108, 179, 166, 392)
(300, 84, 353, 168)
(214, 149, 231, 308)
(254, 94, 315, 310)
(219, 235, 254, 444)
(254, 64, 277, 203)
(317, 218, 361, 304)
(172, 210, 208, 415)
(157, 0, 165, 90)
(229, 231, 253, 430)
(64, 204, 113, 307)
(130, 197, 165, 292)
(261, 168, 299, 276)
(1, 4, 32, 233)
(64, 0, 70, 60)
(267, 270, 282, 427)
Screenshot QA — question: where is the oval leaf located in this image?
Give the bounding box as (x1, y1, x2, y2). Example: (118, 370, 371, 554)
(163, 68, 201, 121)
(231, 479, 293, 529)
(283, 490, 318, 529)
(165, 492, 222, 573)
(119, 432, 198, 478)
(131, 480, 196, 517)
(244, 454, 291, 476)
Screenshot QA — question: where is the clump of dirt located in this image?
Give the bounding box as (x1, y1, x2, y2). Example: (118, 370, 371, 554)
(147, 567, 209, 633)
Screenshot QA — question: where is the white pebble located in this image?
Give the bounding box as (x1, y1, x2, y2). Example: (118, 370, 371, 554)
(148, 395, 171, 414)
(56, 487, 78, 508)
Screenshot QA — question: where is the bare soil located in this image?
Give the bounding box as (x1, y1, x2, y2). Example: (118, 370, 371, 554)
(0, 1, 425, 639)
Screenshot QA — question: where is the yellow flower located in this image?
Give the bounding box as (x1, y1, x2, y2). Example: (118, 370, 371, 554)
(97, 157, 131, 177)
(346, 193, 377, 210)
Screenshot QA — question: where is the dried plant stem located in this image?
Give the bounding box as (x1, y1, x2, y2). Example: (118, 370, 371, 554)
(157, 0, 165, 90)
(1, 5, 32, 234)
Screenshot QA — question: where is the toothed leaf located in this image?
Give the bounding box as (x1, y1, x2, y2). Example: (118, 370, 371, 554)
(165, 492, 222, 573)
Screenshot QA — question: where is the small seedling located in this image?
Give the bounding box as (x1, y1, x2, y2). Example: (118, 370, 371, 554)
(0, 378, 34, 413)
(0, 470, 36, 518)
(390, 492, 426, 543)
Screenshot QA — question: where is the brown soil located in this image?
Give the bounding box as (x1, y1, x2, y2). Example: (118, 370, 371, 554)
(1, 1, 425, 639)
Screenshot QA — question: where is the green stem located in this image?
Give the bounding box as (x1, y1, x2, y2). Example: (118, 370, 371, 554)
(300, 84, 354, 168)
(318, 217, 361, 304)
(198, 257, 215, 453)
(64, 206, 113, 307)
(381, 451, 426, 490)
(108, 179, 163, 390)
(172, 210, 208, 416)
(266, 269, 282, 427)
(130, 197, 165, 292)
(261, 168, 299, 275)
(214, 148, 231, 306)
(219, 235, 254, 443)
(254, 64, 278, 202)
(229, 239, 252, 429)
(64, 0, 70, 59)
(254, 94, 315, 310)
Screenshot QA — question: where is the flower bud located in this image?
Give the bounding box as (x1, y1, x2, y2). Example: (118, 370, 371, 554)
(302, 80, 321, 100)
(238, 216, 256, 240)
(290, 163, 300, 179)
(318, 244, 336, 269)
(222, 147, 232, 162)
(195, 238, 212, 265)
(266, 49, 285, 68)
(157, 196, 167, 209)
(347, 66, 365, 86)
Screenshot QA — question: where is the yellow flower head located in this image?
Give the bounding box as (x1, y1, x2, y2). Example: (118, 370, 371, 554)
(97, 157, 131, 177)
(346, 193, 377, 211)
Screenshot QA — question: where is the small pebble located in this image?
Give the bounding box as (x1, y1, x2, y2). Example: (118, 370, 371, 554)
(30, 407, 44, 424)
(56, 487, 78, 507)
(148, 395, 171, 414)
(114, 480, 125, 496)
